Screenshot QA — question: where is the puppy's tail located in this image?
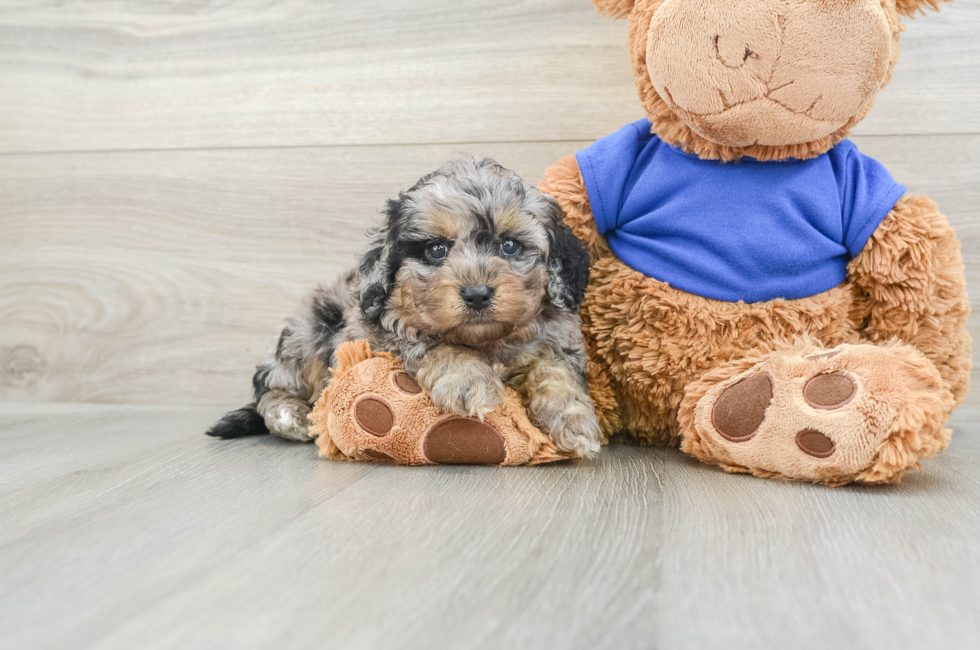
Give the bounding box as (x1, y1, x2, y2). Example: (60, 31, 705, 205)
(206, 404, 269, 438)
(206, 364, 273, 438)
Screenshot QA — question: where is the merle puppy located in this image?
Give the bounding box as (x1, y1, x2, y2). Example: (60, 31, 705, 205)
(207, 157, 602, 457)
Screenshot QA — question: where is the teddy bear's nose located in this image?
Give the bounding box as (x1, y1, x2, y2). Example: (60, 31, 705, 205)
(714, 33, 757, 69)
(644, 0, 892, 147)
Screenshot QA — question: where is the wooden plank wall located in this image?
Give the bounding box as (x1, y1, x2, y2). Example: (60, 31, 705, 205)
(1, 0, 978, 407)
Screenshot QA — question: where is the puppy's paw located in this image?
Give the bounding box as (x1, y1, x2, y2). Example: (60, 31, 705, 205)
(535, 399, 602, 458)
(259, 395, 313, 442)
(416, 348, 505, 420)
(427, 371, 505, 420)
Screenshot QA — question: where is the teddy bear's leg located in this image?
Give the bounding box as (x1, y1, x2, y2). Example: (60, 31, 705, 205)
(678, 340, 956, 485)
(848, 195, 971, 410)
(581, 331, 624, 438)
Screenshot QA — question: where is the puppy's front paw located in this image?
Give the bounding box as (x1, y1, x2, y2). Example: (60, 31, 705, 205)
(427, 371, 504, 420)
(535, 399, 602, 458)
(416, 347, 505, 420)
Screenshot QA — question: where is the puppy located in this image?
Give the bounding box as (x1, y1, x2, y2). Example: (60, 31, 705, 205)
(207, 157, 602, 457)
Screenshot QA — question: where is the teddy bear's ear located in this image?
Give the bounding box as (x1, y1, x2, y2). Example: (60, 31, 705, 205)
(590, 0, 636, 19)
(895, 0, 952, 17)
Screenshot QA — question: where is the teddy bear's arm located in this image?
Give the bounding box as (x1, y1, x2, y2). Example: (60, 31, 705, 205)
(848, 193, 971, 405)
(540, 155, 608, 261)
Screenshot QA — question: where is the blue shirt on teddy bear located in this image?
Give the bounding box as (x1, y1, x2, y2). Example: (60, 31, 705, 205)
(575, 119, 906, 303)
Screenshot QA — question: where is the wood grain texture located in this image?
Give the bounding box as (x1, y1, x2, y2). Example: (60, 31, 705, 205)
(0, 0, 976, 154)
(0, 403, 977, 650)
(1, 135, 978, 406)
(0, 141, 578, 405)
(2, 136, 978, 407)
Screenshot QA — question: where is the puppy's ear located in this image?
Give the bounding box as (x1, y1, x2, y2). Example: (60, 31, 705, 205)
(895, 0, 951, 17)
(544, 198, 590, 312)
(358, 198, 401, 326)
(590, 0, 636, 19)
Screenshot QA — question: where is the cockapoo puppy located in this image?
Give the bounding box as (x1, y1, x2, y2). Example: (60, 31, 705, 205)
(207, 157, 602, 457)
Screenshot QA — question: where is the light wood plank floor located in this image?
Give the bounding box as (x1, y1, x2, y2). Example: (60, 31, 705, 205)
(2, 1, 979, 648)
(1, 403, 978, 650)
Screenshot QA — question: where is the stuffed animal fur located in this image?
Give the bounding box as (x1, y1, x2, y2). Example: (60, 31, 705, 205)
(308, 341, 570, 466)
(538, 0, 970, 485)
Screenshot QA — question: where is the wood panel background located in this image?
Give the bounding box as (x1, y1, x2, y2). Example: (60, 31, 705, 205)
(1, 0, 978, 408)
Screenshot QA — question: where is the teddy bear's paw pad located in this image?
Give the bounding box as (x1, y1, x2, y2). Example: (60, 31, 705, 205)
(353, 396, 395, 436)
(795, 429, 835, 458)
(711, 372, 773, 442)
(802, 372, 856, 409)
(393, 371, 423, 394)
(690, 344, 949, 483)
(423, 418, 507, 465)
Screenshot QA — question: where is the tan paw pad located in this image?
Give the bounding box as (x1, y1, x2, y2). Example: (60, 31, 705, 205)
(423, 418, 507, 465)
(795, 429, 835, 458)
(353, 396, 395, 436)
(711, 372, 773, 442)
(393, 371, 422, 394)
(803, 372, 855, 409)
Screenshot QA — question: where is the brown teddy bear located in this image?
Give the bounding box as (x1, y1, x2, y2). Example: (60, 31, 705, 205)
(539, 0, 970, 485)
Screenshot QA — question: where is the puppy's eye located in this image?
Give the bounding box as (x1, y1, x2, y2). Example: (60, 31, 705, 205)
(500, 239, 521, 257)
(425, 241, 448, 262)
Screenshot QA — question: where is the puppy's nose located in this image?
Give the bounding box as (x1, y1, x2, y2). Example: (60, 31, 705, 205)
(461, 285, 494, 311)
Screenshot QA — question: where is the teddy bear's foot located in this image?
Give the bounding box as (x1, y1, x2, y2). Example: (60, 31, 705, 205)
(308, 341, 571, 466)
(679, 342, 955, 486)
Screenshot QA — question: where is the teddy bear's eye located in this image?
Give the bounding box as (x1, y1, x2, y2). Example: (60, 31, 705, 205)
(500, 239, 522, 257)
(425, 241, 448, 262)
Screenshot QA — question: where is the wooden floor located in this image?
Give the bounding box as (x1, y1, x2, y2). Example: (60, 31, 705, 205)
(0, 404, 977, 650)
(2, 1, 979, 648)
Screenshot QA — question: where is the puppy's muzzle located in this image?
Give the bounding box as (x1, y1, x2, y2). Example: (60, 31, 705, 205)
(461, 285, 494, 311)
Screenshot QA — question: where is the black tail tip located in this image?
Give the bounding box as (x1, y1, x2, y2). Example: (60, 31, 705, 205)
(206, 406, 269, 439)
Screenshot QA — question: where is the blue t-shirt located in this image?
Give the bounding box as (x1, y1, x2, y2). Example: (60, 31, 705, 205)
(576, 119, 905, 303)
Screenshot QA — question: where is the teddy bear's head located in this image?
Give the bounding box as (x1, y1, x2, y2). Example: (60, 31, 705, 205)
(591, 0, 948, 161)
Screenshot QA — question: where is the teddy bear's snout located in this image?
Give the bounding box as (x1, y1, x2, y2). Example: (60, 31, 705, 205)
(712, 33, 762, 70)
(644, 0, 893, 147)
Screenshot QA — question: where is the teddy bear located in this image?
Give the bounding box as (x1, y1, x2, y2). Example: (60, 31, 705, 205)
(538, 0, 971, 485)
(308, 341, 571, 466)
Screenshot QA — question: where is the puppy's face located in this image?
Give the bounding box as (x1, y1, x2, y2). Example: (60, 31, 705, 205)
(359, 158, 589, 346)
(386, 194, 550, 345)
